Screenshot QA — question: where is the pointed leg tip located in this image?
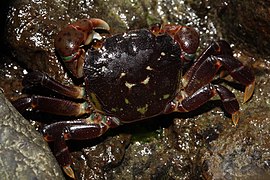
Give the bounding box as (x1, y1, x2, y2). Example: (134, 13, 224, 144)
(232, 111, 240, 126)
(63, 165, 75, 179)
(243, 80, 255, 103)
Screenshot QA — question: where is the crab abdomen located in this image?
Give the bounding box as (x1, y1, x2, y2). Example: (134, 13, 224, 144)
(84, 29, 182, 122)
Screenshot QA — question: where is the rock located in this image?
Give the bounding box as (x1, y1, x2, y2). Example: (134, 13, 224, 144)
(191, 0, 270, 56)
(5, 0, 66, 82)
(0, 91, 64, 179)
(71, 134, 131, 179)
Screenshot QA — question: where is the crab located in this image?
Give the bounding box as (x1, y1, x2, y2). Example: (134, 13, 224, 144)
(13, 18, 255, 179)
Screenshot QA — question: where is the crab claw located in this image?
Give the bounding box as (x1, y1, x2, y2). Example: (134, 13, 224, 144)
(54, 18, 110, 78)
(90, 18, 110, 33)
(165, 25, 199, 54)
(152, 24, 199, 61)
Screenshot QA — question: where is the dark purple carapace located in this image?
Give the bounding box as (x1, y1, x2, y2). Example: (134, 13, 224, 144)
(13, 18, 255, 179)
(85, 29, 182, 121)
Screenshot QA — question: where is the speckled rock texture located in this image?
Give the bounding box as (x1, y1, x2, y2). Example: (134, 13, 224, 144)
(0, 91, 64, 179)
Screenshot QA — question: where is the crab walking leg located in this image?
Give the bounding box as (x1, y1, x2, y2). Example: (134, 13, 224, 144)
(215, 55, 255, 102)
(165, 84, 240, 125)
(182, 40, 255, 102)
(183, 40, 233, 86)
(171, 40, 255, 125)
(42, 115, 120, 179)
(22, 71, 85, 99)
(13, 95, 91, 116)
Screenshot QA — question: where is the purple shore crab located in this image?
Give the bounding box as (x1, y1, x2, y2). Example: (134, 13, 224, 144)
(13, 18, 255, 178)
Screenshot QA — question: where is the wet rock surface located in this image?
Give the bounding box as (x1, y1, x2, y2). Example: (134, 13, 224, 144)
(209, 0, 270, 56)
(0, 91, 64, 179)
(1, 0, 270, 179)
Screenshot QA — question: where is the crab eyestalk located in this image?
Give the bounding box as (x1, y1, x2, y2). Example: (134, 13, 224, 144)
(155, 24, 200, 62)
(54, 18, 110, 78)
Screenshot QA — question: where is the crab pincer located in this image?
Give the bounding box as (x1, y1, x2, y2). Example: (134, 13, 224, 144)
(54, 18, 110, 78)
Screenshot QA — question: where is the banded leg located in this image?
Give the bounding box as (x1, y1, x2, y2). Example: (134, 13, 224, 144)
(215, 55, 255, 102)
(165, 84, 240, 125)
(182, 40, 255, 102)
(22, 71, 85, 99)
(13, 71, 90, 116)
(166, 40, 255, 125)
(42, 114, 120, 179)
(13, 95, 91, 117)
